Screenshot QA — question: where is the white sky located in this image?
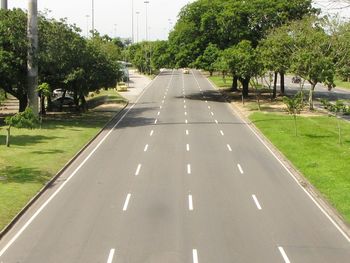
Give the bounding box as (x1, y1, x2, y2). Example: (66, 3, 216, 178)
(7, 0, 350, 41)
(8, 0, 195, 41)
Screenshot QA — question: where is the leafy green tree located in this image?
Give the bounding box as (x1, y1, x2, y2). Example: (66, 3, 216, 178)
(288, 17, 335, 110)
(194, 43, 220, 76)
(151, 41, 173, 71)
(332, 21, 350, 82)
(4, 108, 39, 147)
(283, 92, 304, 136)
(213, 51, 230, 83)
(0, 9, 28, 111)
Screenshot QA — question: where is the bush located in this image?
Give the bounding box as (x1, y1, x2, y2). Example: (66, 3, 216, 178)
(5, 108, 39, 129)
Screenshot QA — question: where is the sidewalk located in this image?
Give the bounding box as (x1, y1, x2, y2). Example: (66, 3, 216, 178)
(122, 69, 152, 103)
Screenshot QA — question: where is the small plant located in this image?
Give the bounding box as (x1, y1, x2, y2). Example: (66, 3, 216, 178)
(4, 108, 39, 147)
(283, 91, 304, 136)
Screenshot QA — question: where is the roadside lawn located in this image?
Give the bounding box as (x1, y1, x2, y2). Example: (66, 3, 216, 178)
(335, 79, 350, 90)
(250, 112, 350, 223)
(0, 90, 126, 231)
(208, 75, 233, 89)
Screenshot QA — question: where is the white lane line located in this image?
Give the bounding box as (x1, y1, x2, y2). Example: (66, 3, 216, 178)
(162, 100, 165, 104)
(123, 194, 131, 211)
(186, 144, 190, 152)
(135, 164, 142, 176)
(184, 105, 187, 109)
(187, 164, 191, 174)
(163, 95, 166, 99)
(211, 112, 214, 116)
(185, 112, 187, 116)
(157, 111, 160, 116)
(159, 106, 162, 109)
(144, 144, 149, 152)
(214, 120, 218, 124)
(184, 100, 186, 103)
(192, 249, 199, 263)
(208, 106, 211, 109)
(186, 130, 189, 135)
(205, 100, 208, 103)
(185, 119, 188, 124)
(188, 195, 194, 211)
(227, 144, 232, 152)
(154, 119, 158, 124)
(0, 70, 164, 258)
(150, 130, 154, 136)
(107, 248, 116, 263)
(237, 164, 244, 174)
(278, 247, 291, 263)
(220, 130, 224, 136)
(252, 195, 262, 210)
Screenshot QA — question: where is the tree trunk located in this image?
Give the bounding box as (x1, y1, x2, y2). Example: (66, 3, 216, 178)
(6, 126, 10, 147)
(241, 77, 250, 98)
(231, 75, 239, 92)
(59, 90, 67, 112)
(209, 71, 213, 77)
(309, 83, 316, 110)
(280, 72, 285, 95)
(40, 95, 46, 115)
(273, 71, 278, 99)
(19, 95, 28, 112)
(80, 95, 87, 112)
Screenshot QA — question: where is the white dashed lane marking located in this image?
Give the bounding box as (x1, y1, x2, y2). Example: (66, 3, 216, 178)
(278, 247, 291, 263)
(144, 144, 149, 152)
(187, 164, 191, 174)
(123, 194, 131, 211)
(237, 164, 244, 174)
(252, 195, 262, 210)
(150, 130, 154, 136)
(188, 195, 194, 211)
(227, 144, 232, 152)
(107, 249, 116, 263)
(193, 249, 199, 263)
(220, 130, 224, 136)
(135, 164, 142, 176)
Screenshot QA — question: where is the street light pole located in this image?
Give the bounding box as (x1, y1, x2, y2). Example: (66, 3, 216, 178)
(91, 0, 95, 36)
(144, 1, 149, 41)
(132, 0, 134, 43)
(1, 0, 8, 9)
(27, 0, 39, 116)
(136, 11, 140, 43)
(85, 15, 90, 38)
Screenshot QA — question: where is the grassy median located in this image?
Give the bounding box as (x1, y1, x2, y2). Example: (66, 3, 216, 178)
(0, 90, 126, 231)
(250, 112, 350, 223)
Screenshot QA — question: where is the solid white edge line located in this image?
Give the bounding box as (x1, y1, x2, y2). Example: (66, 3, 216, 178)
(252, 195, 262, 210)
(237, 164, 244, 174)
(186, 144, 190, 152)
(227, 144, 232, 152)
(144, 144, 149, 152)
(0, 72, 164, 257)
(107, 248, 116, 263)
(135, 164, 142, 176)
(187, 164, 191, 174)
(192, 249, 199, 263)
(150, 130, 154, 136)
(123, 194, 131, 211)
(204, 72, 350, 242)
(189, 195, 194, 211)
(220, 130, 224, 136)
(278, 247, 291, 263)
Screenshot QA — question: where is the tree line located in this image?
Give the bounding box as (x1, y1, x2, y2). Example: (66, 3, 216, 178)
(126, 0, 350, 110)
(0, 8, 126, 113)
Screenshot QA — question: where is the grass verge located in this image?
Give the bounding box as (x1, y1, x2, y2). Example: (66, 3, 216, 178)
(209, 75, 233, 89)
(335, 79, 350, 90)
(250, 112, 350, 223)
(0, 98, 126, 231)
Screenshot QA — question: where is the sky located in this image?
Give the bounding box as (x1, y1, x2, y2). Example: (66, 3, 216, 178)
(7, 0, 350, 41)
(8, 0, 195, 41)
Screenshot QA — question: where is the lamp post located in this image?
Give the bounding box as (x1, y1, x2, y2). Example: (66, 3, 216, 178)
(91, 0, 95, 36)
(131, 0, 134, 43)
(136, 11, 140, 43)
(85, 15, 90, 38)
(1, 0, 8, 9)
(114, 24, 117, 38)
(144, 1, 149, 41)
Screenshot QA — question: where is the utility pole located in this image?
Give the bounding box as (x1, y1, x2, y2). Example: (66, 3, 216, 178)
(1, 0, 7, 9)
(144, 1, 149, 41)
(132, 0, 134, 43)
(136, 11, 140, 43)
(27, 0, 39, 116)
(91, 0, 95, 36)
(86, 15, 90, 38)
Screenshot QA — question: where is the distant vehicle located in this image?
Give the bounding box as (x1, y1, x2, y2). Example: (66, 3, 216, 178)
(52, 89, 73, 98)
(292, 76, 301, 84)
(183, 68, 190, 74)
(51, 96, 75, 110)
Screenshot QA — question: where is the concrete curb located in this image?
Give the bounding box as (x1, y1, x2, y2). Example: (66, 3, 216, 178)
(0, 103, 129, 240)
(205, 74, 350, 240)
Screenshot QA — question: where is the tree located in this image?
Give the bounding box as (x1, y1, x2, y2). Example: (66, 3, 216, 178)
(288, 17, 335, 110)
(283, 91, 304, 136)
(0, 9, 29, 111)
(151, 41, 173, 71)
(213, 51, 230, 84)
(194, 43, 220, 76)
(4, 107, 39, 147)
(332, 21, 350, 82)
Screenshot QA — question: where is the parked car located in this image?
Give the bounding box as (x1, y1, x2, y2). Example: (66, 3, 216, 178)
(51, 96, 75, 110)
(292, 76, 302, 84)
(52, 89, 74, 98)
(183, 68, 190, 74)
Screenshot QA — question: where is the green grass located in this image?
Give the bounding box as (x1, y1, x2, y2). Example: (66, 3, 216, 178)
(250, 112, 350, 222)
(335, 79, 350, 90)
(87, 88, 127, 108)
(209, 75, 233, 89)
(0, 109, 124, 231)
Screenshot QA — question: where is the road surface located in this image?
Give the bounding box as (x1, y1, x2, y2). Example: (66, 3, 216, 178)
(0, 70, 350, 262)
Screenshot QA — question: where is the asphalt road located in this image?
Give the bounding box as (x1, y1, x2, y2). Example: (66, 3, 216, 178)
(1, 70, 350, 262)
